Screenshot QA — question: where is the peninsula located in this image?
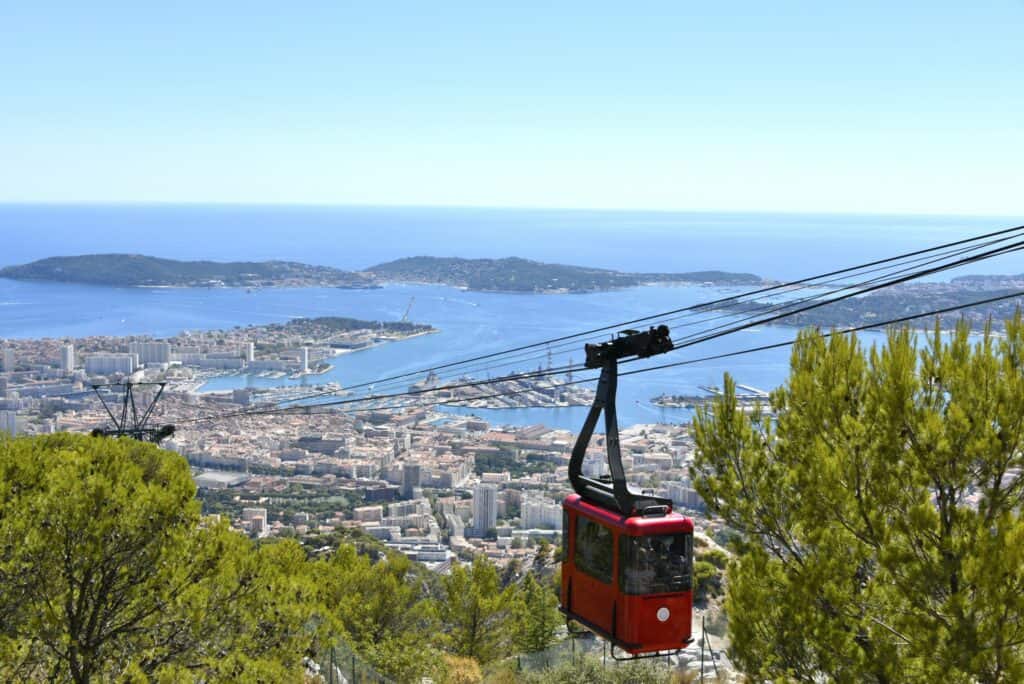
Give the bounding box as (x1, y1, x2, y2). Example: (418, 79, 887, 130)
(0, 315, 435, 391)
(0, 254, 378, 289)
(365, 256, 763, 292)
(0, 253, 764, 293)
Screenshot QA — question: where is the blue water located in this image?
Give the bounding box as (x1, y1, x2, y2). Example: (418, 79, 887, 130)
(1, 204, 1021, 280)
(1, 204, 1020, 429)
(0, 277, 884, 429)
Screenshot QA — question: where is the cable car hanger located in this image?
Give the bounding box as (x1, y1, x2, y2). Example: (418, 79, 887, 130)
(568, 325, 675, 517)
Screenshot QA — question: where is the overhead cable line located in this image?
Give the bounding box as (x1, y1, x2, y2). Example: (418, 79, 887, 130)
(304, 236, 1024, 412)
(310, 229, 1024, 402)
(175, 224, 1024, 426)
(278, 287, 1024, 418)
(232, 223, 1024, 408)
(172, 244, 1024, 425)
(165, 227, 1024, 426)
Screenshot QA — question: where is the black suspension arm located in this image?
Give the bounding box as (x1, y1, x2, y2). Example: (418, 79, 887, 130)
(567, 327, 675, 516)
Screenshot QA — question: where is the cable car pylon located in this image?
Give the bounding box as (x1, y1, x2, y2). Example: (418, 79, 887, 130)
(561, 326, 695, 659)
(90, 381, 176, 443)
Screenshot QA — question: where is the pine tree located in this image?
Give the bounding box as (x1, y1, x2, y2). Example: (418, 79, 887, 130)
(439, 555, 515, 663)
(513, 573, 562, 653)
(691, 319, 1024, 682)
(317, 544, 442, 682)
(0, 433, 321, 681)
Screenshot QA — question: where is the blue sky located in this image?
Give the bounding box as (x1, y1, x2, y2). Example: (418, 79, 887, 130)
(1, 2, 1021, 214)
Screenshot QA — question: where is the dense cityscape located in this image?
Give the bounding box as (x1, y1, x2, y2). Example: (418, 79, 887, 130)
(0, 312, 739, 679)
(0, 323, 716, 565)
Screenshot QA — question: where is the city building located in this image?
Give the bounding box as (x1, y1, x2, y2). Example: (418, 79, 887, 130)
(402, 464, 421, 499)
(241, 507, 269, 536)
(0, 410, 17, 436)
(667, 481, 705, 511)
(472, 483, 498, 536)
(246, 341, 255, 362)
(301, 347, 309, 373)
(353, 505, 384, 523)
(84, 353, 137, 376)
(128, 341, 171, 365)
(522, 497, 563, 530)
(60, 344, 75, 374)
(241, 507, 268, 522)
(2, 348, 14, 372)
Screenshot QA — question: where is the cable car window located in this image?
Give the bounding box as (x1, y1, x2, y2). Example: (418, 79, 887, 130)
(619, 533, 693, 595)
(574, 516, 613, 583)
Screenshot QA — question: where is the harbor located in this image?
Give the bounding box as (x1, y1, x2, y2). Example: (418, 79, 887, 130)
(653, 383, 771, 412)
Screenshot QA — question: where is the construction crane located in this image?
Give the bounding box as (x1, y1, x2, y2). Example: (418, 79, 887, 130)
(401, 296, 415, 323)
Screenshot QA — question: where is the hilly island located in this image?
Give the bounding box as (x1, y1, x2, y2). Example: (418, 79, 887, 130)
(0, 253, 763, 292)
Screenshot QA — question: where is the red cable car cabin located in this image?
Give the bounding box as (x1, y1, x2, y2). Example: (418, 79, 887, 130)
(558, 326, 694, 657)
(562, 494, 694, 655)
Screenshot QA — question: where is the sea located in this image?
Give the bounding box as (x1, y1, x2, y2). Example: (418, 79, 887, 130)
(1, 204, 1021, 430)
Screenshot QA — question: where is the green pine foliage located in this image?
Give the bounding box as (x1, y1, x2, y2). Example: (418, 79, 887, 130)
(0, 433, 323, 682)
(692, 318, 1024, 682)
(439, 556, 518, 664)
(0, 433, 577, 682)
(512, 574, 562, 654)
(316, 543, 446, 682)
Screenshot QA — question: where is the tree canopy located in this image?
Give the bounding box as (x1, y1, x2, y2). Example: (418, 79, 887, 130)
(0, 432, 574, 682)
(0, 433, 322, 682)
(692, 320, 1024, 682)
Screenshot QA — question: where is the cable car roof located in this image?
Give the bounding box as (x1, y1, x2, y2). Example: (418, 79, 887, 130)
(565, 494, 693, 534)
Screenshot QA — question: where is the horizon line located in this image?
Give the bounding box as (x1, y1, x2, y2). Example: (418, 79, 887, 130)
(0, 199, 1019, 221)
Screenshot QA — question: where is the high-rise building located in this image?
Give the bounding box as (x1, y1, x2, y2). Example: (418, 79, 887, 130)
(128, 341, 171, 365)
(0, 410, 17, 436)
(2, 348, 14, 373)
(60, 344, 75, 374)
(301, 347, 309, 373)
(472, 483, 498, 536)
(85, 353, 137, 376)
(246, 341, 255, 363)
(402, 464, 421, 499)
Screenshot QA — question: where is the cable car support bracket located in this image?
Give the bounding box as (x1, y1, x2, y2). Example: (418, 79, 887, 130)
(568, 325, 675, 517)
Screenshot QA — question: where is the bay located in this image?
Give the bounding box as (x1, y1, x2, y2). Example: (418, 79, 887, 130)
(0, 278, 884, 429)
(2, 203, 1019, 429)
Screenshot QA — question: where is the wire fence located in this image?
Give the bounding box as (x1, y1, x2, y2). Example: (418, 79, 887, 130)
(511, 619, 731, 682)
(513, 633, 677, 673)
(316, 638, 393, 684)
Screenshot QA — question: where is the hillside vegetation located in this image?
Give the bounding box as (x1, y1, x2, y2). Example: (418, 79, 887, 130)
(0, 434, 565, 683)
(692, 317, 1024, 682)
(0, 254, 374, 288)
(0, 253, 762, 293)
(367, 255, 763, 292)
